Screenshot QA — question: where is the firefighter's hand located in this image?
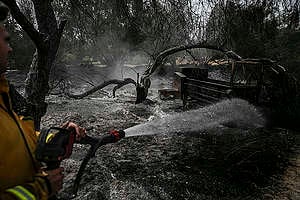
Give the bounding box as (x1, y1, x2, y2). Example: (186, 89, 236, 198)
(45, 167, 64, 197)
(61, 121, 87, 141)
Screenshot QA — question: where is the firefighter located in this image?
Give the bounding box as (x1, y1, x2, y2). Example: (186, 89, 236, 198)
(0, 3, 86, 200)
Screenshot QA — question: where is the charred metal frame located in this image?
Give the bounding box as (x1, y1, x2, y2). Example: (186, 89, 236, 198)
(175, 59, 287, 107)
(138, 43, 292, 106)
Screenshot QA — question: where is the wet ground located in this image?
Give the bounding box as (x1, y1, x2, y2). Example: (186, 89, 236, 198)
(6, 65, 300, 200)
(43, 93, 298, 200)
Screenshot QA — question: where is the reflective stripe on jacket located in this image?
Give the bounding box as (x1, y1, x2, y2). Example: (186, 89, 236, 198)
(0, 75, 49, 200)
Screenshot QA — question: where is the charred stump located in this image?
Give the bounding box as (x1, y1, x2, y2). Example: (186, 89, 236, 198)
(135, 84, 148, 104)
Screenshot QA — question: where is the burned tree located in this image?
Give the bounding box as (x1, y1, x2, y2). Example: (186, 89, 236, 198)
(64, 43, 242, 104)
(2, 0, 66, 129)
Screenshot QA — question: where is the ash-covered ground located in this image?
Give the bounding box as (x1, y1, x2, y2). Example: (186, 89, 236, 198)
(6, 65, 300, 200)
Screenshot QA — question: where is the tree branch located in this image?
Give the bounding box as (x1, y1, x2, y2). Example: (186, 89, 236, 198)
(143, 42, 242, 78)
(1, 0, 45, 50)
(66, 78, 137, 99)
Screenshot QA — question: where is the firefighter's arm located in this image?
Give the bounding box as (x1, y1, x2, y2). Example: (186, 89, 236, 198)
(0, 173, 50, 200)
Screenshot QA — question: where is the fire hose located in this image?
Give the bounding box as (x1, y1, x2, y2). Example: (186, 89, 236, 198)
(35, 127, 125, 199)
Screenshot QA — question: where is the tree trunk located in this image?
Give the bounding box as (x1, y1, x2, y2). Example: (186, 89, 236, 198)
(135, 84, 148, 104)
(23, 1, 66, 130)
(25, 40, 65, 129)
(24, 50, 51, 130)
(2, 0, 66, 130)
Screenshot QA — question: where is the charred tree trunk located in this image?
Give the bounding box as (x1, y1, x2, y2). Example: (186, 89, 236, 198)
(25, 0, 65, 130)
(135, 83, 148, 104)
(3, 0, 66, 130)
(24, 51, 49, 129)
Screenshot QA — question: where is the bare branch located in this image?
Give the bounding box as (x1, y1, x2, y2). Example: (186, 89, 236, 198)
(66, 78, 137, 99)
(1, 0, 45, 50)
(143, 42, 242, 78)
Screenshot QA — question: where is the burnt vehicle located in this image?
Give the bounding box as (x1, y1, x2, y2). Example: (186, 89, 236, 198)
(138, 43, 297, 109)
(174, 58, 292, 107)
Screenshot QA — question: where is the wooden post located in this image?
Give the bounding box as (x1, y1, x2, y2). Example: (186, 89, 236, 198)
(230, 61, 235, 86)
(175, 72, 187, 108)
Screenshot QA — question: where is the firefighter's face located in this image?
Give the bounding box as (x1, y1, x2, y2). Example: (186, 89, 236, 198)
(0, 26, 12, 75)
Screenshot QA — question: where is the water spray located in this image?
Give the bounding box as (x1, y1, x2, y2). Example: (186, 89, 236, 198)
(124, 98, 265, 137)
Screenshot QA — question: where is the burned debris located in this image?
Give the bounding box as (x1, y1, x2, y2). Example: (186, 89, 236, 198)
(138, 44, 298, 114)
(175, 58, 295, 108)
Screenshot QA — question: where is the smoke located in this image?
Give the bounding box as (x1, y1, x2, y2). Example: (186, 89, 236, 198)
(108, 52, 150, 81)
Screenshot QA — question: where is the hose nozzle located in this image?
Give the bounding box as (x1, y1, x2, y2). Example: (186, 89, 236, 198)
(110, 129, 125, 142)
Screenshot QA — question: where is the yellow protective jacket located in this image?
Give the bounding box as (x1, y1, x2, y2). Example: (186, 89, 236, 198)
(0, 75, 50, 200)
